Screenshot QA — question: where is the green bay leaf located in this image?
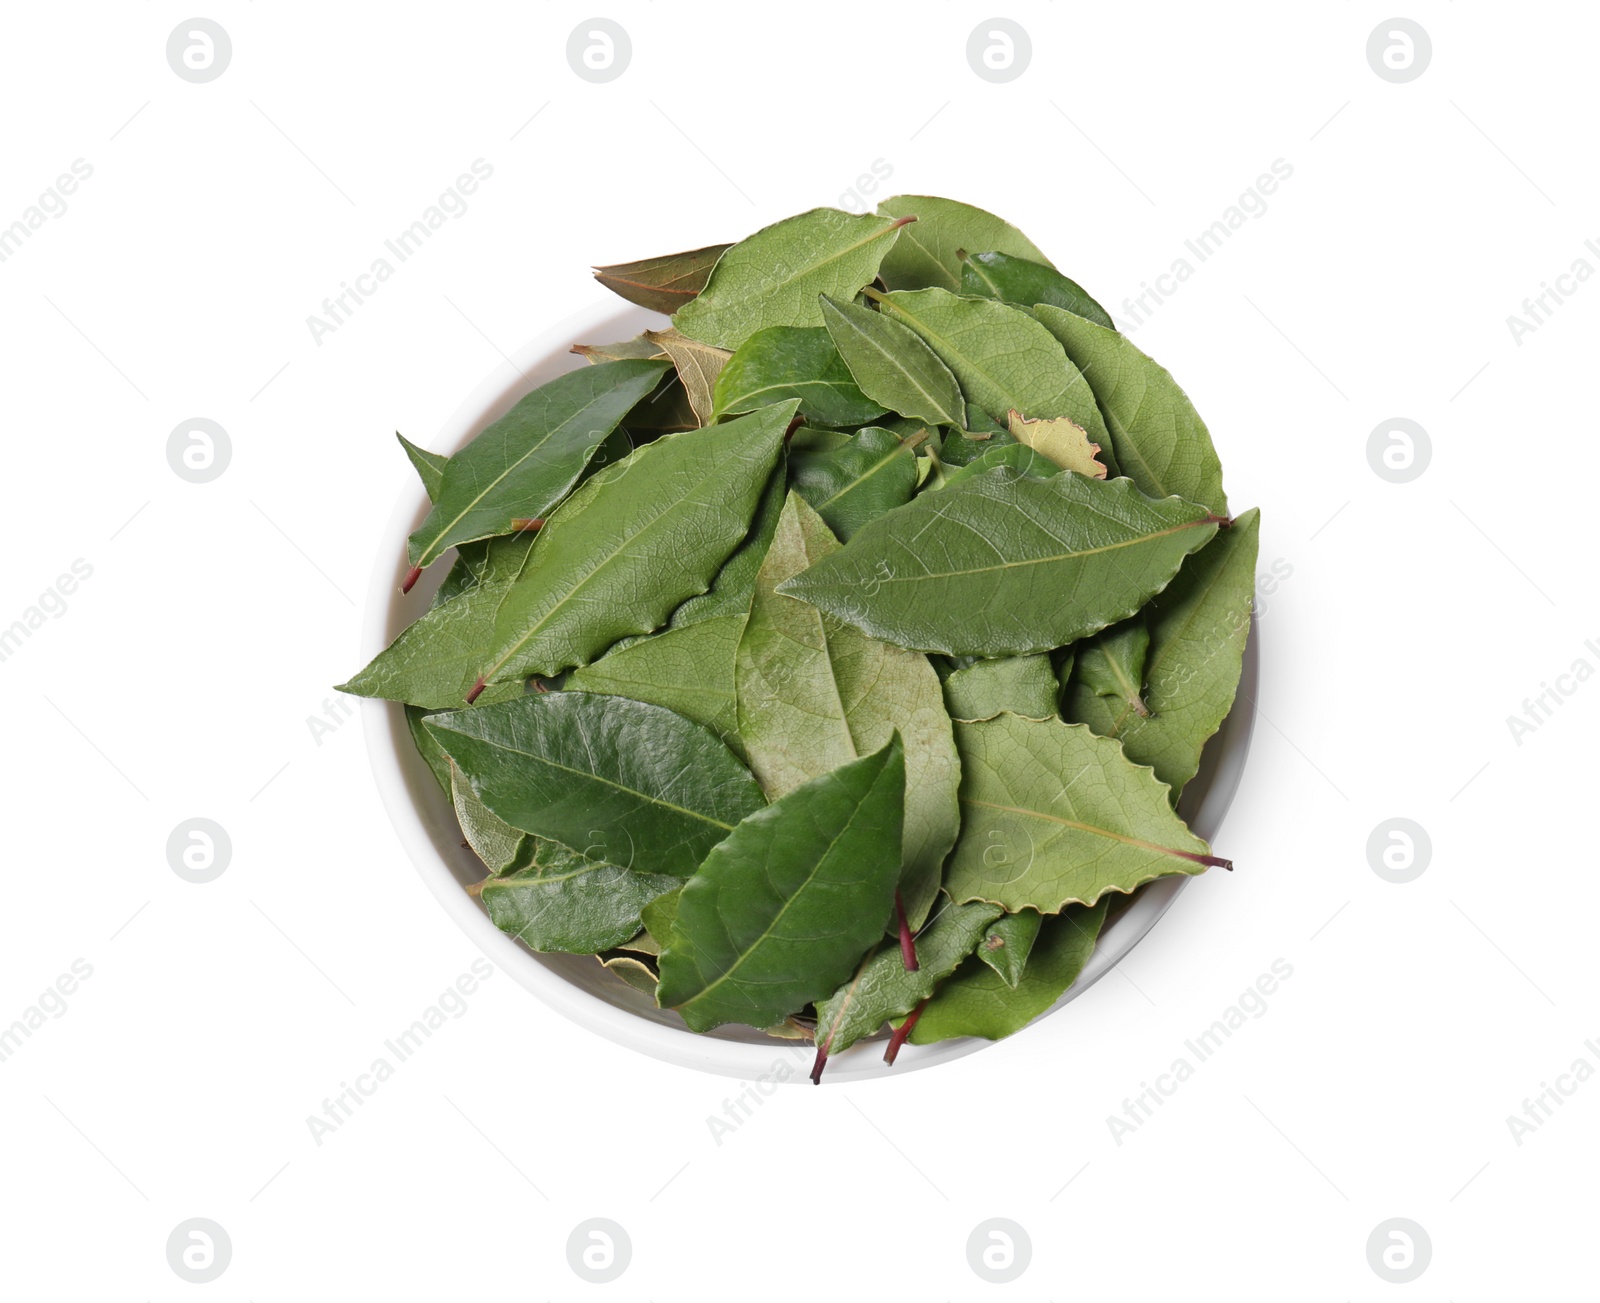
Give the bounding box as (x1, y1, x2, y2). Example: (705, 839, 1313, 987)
(819, 294, 966, 428)
(451, 763, 527, 873)
(426, 691, 766, 878)
(945, 715, 1228, 912)
(397, 433, 448, 501)
(1067, 508, 1259, 797)
(960, 250, 1113, 330)
(713, 326, 886, 428)
(813, 899, 1002, 1062)
(876, 195, 1053, 292)
(906, 899, 1108, 1043)
(1033, 304, 1228, 515)
(482, 838, 679, 954)
(479, 400, 795, 686)
(1074, 615, 1152, 719)
(939, 441, 1055, 488)
(790, 425, 924, 541)
(974, 909, 1043, 987)
(407, 358, 670, 568)
(645, 327, 731, 427)
(656, 738, 906, 1032)
(777, 470, 1222, 657)
(943, 655, 1059, 722)
(872, 288, 1108, 443)
(567, 614, 745, 755)
(736, 494, 959, 926)
(673, 208, 911, 350)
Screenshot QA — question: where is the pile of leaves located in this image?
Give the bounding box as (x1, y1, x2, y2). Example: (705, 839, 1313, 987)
(339, 196, 1259, 1081)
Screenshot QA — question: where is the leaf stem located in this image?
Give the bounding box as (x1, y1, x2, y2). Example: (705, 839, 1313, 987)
(465, 677, 487, 705)
(400, 565, 423, 594)
(895, 890, 919, 972)
(884, 997, 929, 1065)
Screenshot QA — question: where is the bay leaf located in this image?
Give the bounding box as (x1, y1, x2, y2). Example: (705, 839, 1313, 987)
(875, 195, 1053, 292)
(789, 425, 924, 541)
(819, 294, 966, 428)
(397, 432, 448, 500)
(870, 289, 1109, 444)
(936, 427, 1007, 467)
(601, 954, 660, 995)
(481, 837, 679, 954)
(407, 359, 670, 569)
(939, 441, 1055, 488)
(621, 371, 697, 436)
(736, 494, 959, 926)
(571, 334, 669, 364)
(566, 614, 745, 754)
(960, 250, 1114, 330)
(1067, 508, 1259, 796)
(1074, 616, 1152, 718)
(905, 899, 1108, 1043)
(1006, 410, 1106, 478)
(639, 884, 682, 948)
(813, 899, 1002, 1063)
(944, 715, 1229, 912)
(943, 655, 1059, 722)
(338, 534, 535, 708)
(406, 704, 454, 794)
(673, 208, 912, 350)
(593, 242, 731, 314)
(777, 470, 1222, 657)
(712, 326, 887, 428)
(1033, 304, 1228, 515)
(974, 909, 1042, 987)
(478, 400, 796, 686)
(644, 327, 731, 427)
(656, 737, 906, 1032)
(451, 762, 527, 873)
(430, 541, 491, 608)
(657, 464, 786, 630)
(425, 691, 766, 878)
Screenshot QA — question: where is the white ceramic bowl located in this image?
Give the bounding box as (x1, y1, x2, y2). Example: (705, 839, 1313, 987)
(357, 299, 1259, 1084)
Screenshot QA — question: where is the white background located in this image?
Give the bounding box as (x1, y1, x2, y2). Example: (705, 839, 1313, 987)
(2, 2, 1594, 1297)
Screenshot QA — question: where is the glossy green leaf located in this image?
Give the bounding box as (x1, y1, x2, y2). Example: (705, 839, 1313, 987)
(406, 705, 453, 794)
(482, 838, 679, 954)
(876, 195, 1053, 292)
(645, 328, 730, 427)
(974, 909, 1042, 987)
(790, 425, 924, 541)
(566, 614, 745, 754)
(813, 900, 1002, 1059)
(658, 465, 786, 630)
(640, 884, 682, 948)
(451, 763, 527, 873)
(943, 655, 1059, 722)
(819, 294, 966, 428)
(479, 401, 795, 685)
(398, 433, 448, 501)
(673, 208, 911, 350)
(407, 358, 670, 568)
(871, 289, 1109, 444)
(593, 242, 731, 314)
(1074, 616, 1152, 718)
(778, 470, 1222, 657)
(1067, 508, 1259, 796)
(960, 250, 1113, 330)
(656, 738, 906, 1032)
(425, 692, 766, 878)
(713, 326, 886, 428)
(906, 900, 1108, 1043)
(945, 715, 1229, 912)
(1033, 304, 1228, 515)
(338, 534, 535, 708)
(736, 495, 958, 926)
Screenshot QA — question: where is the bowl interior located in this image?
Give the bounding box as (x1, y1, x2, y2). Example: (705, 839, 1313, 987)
(359, 300, 1258, 1083)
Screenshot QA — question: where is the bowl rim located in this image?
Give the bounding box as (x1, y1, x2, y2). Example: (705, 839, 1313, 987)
(356, 297, 1259, 1084)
